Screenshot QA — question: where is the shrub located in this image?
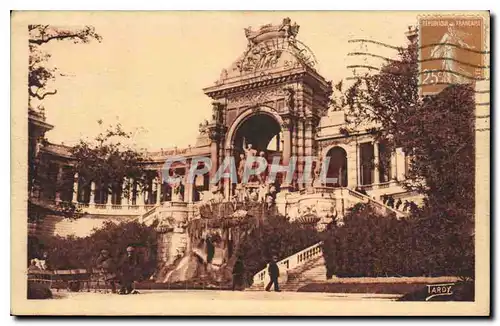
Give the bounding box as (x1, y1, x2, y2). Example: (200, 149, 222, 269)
(237, 215, 320, 285)
(28, 220, 158, 279)
(27, 282, 52, 299)
(322, 204, 474, 278)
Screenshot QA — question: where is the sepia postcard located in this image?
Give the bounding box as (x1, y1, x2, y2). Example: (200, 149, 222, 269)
(11, 11, 490, 316)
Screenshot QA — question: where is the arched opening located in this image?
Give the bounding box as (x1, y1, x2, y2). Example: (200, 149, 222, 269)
(230, 111, 283, 186)
(325, 146, 348, 187)
(233, 113, 282, 156)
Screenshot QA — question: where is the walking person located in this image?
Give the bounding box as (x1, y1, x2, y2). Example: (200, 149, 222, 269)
(265, 256, 281, 292)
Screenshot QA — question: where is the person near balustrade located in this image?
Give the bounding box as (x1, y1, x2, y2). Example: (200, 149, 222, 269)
(265, 256, 280, 292)
(402, 200, 410, 212)
(386, 195, 395, 208)
(395, 198, 402, 210)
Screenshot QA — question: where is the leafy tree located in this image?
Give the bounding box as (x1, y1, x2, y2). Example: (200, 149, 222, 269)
(29, 220, 158, 279)
(28, 25, 102, 111)
(28, 25, 102, 217)
(338, 40, 475, 212)
(331, 35, 476, 277)
(70, 121, 151, 204)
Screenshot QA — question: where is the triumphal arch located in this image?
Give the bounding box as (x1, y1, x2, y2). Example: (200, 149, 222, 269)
(201, 17, 332, 198)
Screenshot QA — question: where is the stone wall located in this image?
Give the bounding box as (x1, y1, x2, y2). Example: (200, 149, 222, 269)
(35, 214, 137, 238)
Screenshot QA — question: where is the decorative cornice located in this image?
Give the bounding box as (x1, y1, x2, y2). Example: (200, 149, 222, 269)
(204, 70, 306, 99)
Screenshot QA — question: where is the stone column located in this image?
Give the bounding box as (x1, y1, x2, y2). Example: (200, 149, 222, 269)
(156, 177, 162, 204)
(304, 118, 316, 190)
(129, 178, 134, 205)
(281, 118, 292, 190)
(122, 178, 128, 205)
(297, 121, 305, 189)
(107, 187, 113, 206)
(90, 181, 96, 204)
(55, 165, 63, 202)
(223, 149, 232, 200)
(373, 141, 380, 184)
(72, 172, 79, 203)
(304, 118, 314, 158)
(356, 142, 362, 186)
(396, 148, 406, 181)
(390, 150, 397, 180)
(282, 119, 292, 166)
(209, 140, 218, 185)
(143, 181, 148, 205)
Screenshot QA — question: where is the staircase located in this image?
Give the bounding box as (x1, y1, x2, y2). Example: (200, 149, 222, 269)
(136, 204, 161, 226)
(345, 188, 409, 219)
(280, 255, 327, 291)
(248, 242, 325, 291)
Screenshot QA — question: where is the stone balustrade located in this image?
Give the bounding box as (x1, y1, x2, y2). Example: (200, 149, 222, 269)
(252, 241, 323, 288)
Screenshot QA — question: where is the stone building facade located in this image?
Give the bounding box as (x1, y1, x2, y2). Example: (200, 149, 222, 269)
(29, 18, 421, 238)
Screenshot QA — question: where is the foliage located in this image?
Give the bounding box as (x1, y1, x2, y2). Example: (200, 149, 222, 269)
(331, 36, 476, 278)
(321, 204, 474, 278)
(237, 215, 320, 285)
(27, 282, 53, 299)
(338, 41, 475, 217)
(406, 85, 475, 229)
(70, 121, 150, 202)
(28, 200, 82, 224)
(28, 220, 158, 279)
(28, 25, 102, 110)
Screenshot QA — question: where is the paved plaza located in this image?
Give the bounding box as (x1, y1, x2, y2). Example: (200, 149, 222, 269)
(31, 290, 400, 315)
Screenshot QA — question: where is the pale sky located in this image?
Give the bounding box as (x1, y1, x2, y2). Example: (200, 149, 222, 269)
(38, 11, 419, 150)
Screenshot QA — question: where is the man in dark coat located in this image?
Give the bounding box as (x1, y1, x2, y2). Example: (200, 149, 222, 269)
(206, 236, 215, 264)
(95, 249, 117, 293)
(387, 195, 395, 208)
(395, 198, 403, 210)
(402, 200, 410, 212)
(118, 246, 140, 295)
(232, 256, 245, 291)
(265, 256, 280, 292)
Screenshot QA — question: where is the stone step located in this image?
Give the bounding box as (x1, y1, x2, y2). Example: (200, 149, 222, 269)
(248, 256, 327, 292)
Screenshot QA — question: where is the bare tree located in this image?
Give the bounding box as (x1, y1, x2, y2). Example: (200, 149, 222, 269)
(28, 25, 102, 110)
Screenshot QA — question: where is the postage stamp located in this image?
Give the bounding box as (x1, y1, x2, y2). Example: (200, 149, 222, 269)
(419, 15, 487, 95)
(11, 11, 490, 316)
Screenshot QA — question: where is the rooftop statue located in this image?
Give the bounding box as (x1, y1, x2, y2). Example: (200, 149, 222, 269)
(244, 17, 300, 45)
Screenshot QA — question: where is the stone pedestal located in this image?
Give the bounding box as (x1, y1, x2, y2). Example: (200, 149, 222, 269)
(156, 202, 190, 267)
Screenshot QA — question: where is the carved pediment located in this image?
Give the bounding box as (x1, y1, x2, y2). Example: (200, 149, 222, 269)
(228, 87, 288, 108)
